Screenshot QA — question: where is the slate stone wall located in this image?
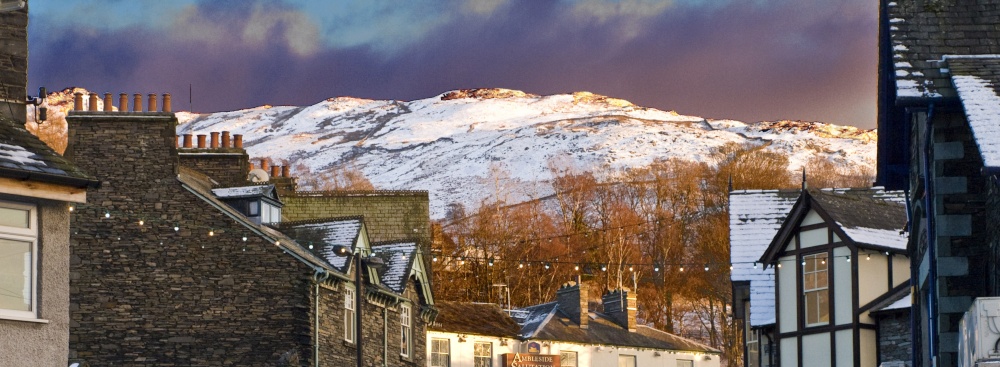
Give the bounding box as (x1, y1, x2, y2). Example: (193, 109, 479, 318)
(877, 310, 911, 366)
(65, 112, 314, 366)
(315, 276, 428, 367)
(0, 5, 26, 123)
(178, 150, 250, 187)
(281, 191, 430, 246)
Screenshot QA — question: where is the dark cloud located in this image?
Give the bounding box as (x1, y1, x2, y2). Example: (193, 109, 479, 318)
(28, 0, 877, 128)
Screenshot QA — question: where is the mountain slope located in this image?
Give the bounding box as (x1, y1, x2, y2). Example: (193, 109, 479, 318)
(174, 88, 876, 217)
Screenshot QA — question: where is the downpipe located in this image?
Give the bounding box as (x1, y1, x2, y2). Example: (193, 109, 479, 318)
(922, 103, 939, 364)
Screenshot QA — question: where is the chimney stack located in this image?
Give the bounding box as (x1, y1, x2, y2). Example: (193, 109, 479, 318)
(103, 93, 113, 112)
(162, 93, 172, 112)
(73, 92, 83, 111)
(556, 280, 589, 329)
(132, 93, 142, 112)
(602, 288, 638, 332)
(210, 132, 220, 148)
(119, 93, 129, 112)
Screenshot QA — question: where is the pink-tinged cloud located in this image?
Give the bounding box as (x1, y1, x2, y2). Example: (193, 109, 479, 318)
(29, 0, 878, 128)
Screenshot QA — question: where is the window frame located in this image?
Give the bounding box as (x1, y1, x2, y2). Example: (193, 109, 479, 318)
(802, 252, 830, 327)
(618, 354, 636, 367)
(0, 200, 38, 320)
(746, 302, 759, 367)
(430, 338, 450, 367)
(559, 351, 578, 367)
(474, 341, 492, 367)
(676, 359, 694, 367)
(344, 285, 355, 343)
(400, 303, 412, 358)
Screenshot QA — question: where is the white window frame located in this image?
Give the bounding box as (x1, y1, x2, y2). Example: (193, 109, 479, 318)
(618, 354, 636, 367)
(803, 252, 829, 326)
(0, 200, 38, 320)
(559, 351, 578, 367)
(430, 338, 450, 367)
(400, 303, 412, 357)
(676, 359, 694, 367)
(474, 341, 492, 367)
(344, 286, 355, 343)
(746, 302, 759, 367)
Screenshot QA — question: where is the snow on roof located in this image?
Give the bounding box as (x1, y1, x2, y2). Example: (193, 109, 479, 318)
(877, 295, 912, 312)
(211, 185, 273, 198)
(283, 218, 363, 271)
(950, 62, 1000, 168)
(729, 189, 799, 327)
(838, 225, 908, 251)
(372, 241, 417, 293)
(513, 301, 559, 338)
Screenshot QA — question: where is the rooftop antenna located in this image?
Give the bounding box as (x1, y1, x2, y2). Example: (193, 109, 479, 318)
(728, 174, 733, 192)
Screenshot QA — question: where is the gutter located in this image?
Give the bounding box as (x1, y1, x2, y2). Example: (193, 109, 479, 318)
(0, 168, 101, 189)
(922, 102, 939, 364)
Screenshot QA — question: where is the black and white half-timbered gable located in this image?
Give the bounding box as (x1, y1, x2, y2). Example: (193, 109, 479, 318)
(757, 188, 910, 367)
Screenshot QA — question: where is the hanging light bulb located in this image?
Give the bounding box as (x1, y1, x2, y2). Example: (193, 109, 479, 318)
(654, 265, 660, 272)
(68, 206, 74, 212)
(308, 244, 314, 250)
(601, 265, 607, 272)
(545, 262, 551, 270)
(753, 262, 758, 269)
(174, 225, 179, 232)
(459, 257, 465, 266)
(209, 229, 214, 237)
(777, 263, 782, 268)
(821, 258, 826, 265)
(518, 262, 524, 269)
(242, 236, 248, 242)
(846, 255, 851, 263)
(574, 264, 580, 271)
(275, 240, 280, 246)
(433, 256, 438, 262)
(488, 259, 494, 267)
(704, 264, 709, 271)
(866, 253, 871, 260)
(729, 264, 734, 270)
(629, 265, 634, 272)
(680, 266, 685, 272)
(104, 212, 110, 218)
(138, 219, 144, 226)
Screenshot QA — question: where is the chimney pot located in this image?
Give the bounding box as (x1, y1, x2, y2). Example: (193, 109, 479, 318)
(260, 159, 270, 171)
(196, 134, 207, 149)
(183, 134, 193, 148)
(133, 93, 142, 112)
(119, 93, 129, 112)
(148, 93, 158, 112)
(162, 93, 172, 112)
(233, 134, 243, 149)
(103, 93, 113, 112)
(73, 92, 83, 111)
(176, 135, 180, 148)
(248, 162, 255, 170)
(271, 165, 281, 178)
(88, 93, 99, 111)
(210, 132, 220, 148)
(281, 165, 290, 178)
(221, 131, 231, 148)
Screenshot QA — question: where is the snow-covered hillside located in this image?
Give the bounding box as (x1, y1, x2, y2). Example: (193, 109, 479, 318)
(170, 88, 877, 218)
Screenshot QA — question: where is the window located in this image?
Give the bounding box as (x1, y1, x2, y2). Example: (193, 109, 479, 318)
(474, 341, 492, 367)
(559, 351, 577, 367)
(400, 303, 411, 357)
(677, 360, 694, 367)
(261, 203, 281, 224)
(248, 200, 259, 216)
(803, 252, 829, 326)
(746, 303, 759, 367)
(0, 201, 36, 320)
(618, 355, 636, 367)
(430, 338, 450, 367)
(344, 287, 355, 343)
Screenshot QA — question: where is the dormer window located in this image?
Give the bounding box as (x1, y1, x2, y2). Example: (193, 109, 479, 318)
(212, 185, 282, 225)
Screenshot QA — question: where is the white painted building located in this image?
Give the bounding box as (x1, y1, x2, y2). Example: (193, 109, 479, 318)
(756, 188, 911, 367)
(427, 282, 720, 367)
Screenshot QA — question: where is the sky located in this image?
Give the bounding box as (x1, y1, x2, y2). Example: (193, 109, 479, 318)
(27, 0, 879, 128)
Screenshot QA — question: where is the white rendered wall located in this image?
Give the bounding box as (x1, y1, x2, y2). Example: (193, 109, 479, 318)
(857, 253, 889, 308)
(426, 331, 519, 367)
(860, 329, 877, 367)
(779, 255, 798, 333)
(835, 329, 853, 367)
(833, 247, 852, 326)
(892, 254, 910, 287)
(802, 333, 831, 367)
(781, 338, 799, 367)
(799, 227, 827, 248)
(801, 210, 824, 226)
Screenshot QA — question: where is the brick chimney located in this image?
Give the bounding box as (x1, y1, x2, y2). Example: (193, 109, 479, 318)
(0, 5, 27, 123)
(602, 288, 637, 332)
(556, 280, 588, 329)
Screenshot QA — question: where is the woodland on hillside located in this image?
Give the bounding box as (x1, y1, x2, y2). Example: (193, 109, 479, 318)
(430, 142, 873, 365)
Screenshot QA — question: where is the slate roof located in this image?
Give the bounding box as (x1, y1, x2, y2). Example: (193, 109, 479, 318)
(428, 301, 521, 338)
(512, 304, 719, 354)
(809, 189, 908, 250)
(0, 116, 98, 187)
(179, 166, 338, 273)
(950, 58, 1000, 169)
(212, 185, 276, 199)
(729, 189, 800, 327)
(887, 0, 1000, 100)
(372, 241, 418, 294)
(279, 217, 363, 273)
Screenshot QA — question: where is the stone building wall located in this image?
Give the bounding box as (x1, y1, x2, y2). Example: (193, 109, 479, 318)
(315, 275, 429, 367)
(877, 310, 911, 366)
(65, 112, 314, 366)
(282, 191, 430, 246)
(0, 4, 27, 123)
(177, 151, 250, 187)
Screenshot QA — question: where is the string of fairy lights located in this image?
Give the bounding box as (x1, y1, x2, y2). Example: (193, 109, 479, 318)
(67, 202, 897, 273)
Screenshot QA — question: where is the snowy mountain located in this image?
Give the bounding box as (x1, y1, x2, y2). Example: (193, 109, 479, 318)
(171, 88, 877, 218)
